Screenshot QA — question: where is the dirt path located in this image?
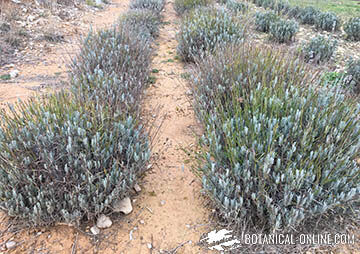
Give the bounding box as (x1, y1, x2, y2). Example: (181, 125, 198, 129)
(106, 1, 213, 252)
(0, 1, 214, 253)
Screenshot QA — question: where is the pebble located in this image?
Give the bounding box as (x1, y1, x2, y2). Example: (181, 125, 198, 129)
(96, 214, 112, 229)
(147, 243, 152, 249)
(5, 241, 16, 249)
(90, 225, 100, 235)
(9, 70, 19, 78)
(113, 197, 133, 214)
(134, 183, 142, 193)
(160, 200, 166, 206)
(27, 15, 36, 22)
(139, 220, 145, 225)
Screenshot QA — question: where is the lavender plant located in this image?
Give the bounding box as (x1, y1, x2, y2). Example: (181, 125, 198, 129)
(298, 6, 320, 25)
(177, 7, 246, 62)
(174, 0, 212, 15)
(70, 25, 152, 100)
(226, 0, 248, 14)
(254, 11, 279, 33)
(192, 44, 360, 232)
(346, 58, 360, 91)
(344, 17, 360, 41)
(315, 11, 341, 32)
(119, 9, 162, 39)
(0, 92, 150, 226)
(303, 35, 337, 64)
(287, 5, 302, 20)
(269, 19, 298, 43)
(130, 0, 165, 14)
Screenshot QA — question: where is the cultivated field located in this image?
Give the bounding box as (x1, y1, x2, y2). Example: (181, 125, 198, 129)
(0, 0, 359, 253)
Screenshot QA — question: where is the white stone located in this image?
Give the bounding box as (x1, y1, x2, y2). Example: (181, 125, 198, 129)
(27, 15, 36, 22)
(9, 70, 19, 78)
(96, 214, 112, 229)
(160, 200, 166, 206)
(113, 197, 133, 214)
(5, 241, 16, 249)
(134, 184, 141, 193)
(95, 0, 102, 5)
(90, 225, 100, 235)
(147, 243, 152, 249)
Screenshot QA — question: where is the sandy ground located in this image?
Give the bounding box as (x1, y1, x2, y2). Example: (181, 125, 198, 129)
(0, 0, 214, 253)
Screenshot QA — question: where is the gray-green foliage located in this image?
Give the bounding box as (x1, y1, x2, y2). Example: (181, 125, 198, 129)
(303, 35, 337, 64)
(253, 0, 291, 15)
(174, 0, 212, 16)
(71, 68, 143, 117)
(269, 19, 298, 43)
(226, 0, 248, 14)
(130, 0, 165, 14)
(298, 6, 320, 25)
(346, 58, 360, 90)
(191, 43, 314, 118)
(0, 92, 150, 226)
(344, 17, 360, 41)
(253, 0, 275, 9)
(0, 3, 160, 226)
(70, 25, 152, 109)
(119, 9, 162, 39)
(272, 0, 290, 15)
(287, 6, 302, 19)
(254, 11, 279, 33)
(192, 43, 360, 232)
(315, 12, 341, 32)
(177, 7, 246, 62)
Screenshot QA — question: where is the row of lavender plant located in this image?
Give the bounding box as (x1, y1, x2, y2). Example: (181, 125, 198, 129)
(0, 0, 164, 226)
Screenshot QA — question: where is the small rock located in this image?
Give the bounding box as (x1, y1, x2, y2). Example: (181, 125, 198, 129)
(139, 220, 145, 225)
(27, 15, 36, 22)
(113, 197, 133, 214)
(96, 214, 112, 229)
(6, 241, 16, 249)
(160, 200, 166, 206)
(90, 225, 100, 235)
(147, 243, 152, 249)
(9, 70, 19, 78)
(134, 184, 141, 193)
